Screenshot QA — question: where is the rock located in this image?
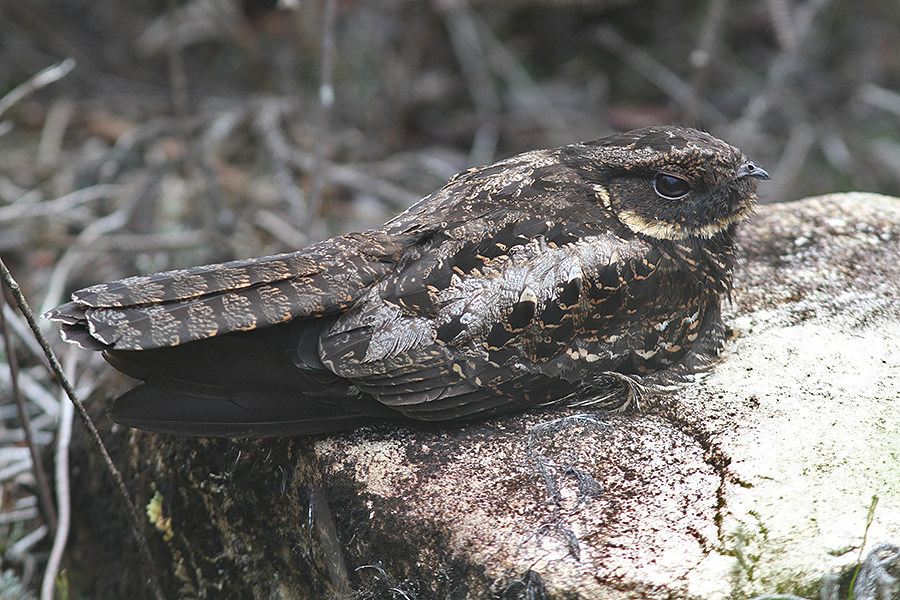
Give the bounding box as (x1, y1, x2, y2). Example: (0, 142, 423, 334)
(69, 193, 900, 599)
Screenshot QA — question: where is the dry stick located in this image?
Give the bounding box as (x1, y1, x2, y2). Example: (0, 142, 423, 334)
(688, 0, 730, 126)
(40, 350, 75, 600)
(594, 25, 729, 130)
(254, 99, 310, 236)
(0, 184, 120, 224)
(309, 0, 338, 220)
(67, 229, 213, 253)
(2, 305, 48, 378)
(768, 122, 815, 201)
(767, 0, 797, 51)
(197, 107, 247, 232)
(0, 291, 57, 534)
(291, 149, 420, 211)
(859, 83, 900, 118)
(438, 0, 501, 166)
(728, 0, 833, 146)
(0, 58, 75, 119)
(471, 11, 572, 145)
(0, 258, 166, 600)
(165, 0, 189, 117)
(37, 99, 75, 168)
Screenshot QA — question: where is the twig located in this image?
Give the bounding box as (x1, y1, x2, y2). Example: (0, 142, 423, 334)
(0, 507, 40, 525)
(1, 305, 54, 406)
(437, 0, 501, 165)
(0, 257, 166, 600)
(768, 122, 815, 201)
(0, 455, 37, 484)
(0, 184, 120, 224)
(728, 0, 833, 145)
(0, 58, 76, 120)
(40, 350, 75, 600)
(198, 106, 247, 231)
(0, 290, 57, 534)
(291, 150, 421, 210)
(40, 209, 130, 317)
(310, 0, 338, 218)
(472, 11, 572, 144)
(688, 0, 730, 126)
(68, 229, 214, 252)
(767, 0, 797, 50)
(594, 25, 728, 129)
(254, 210, 309, 250)
(848, 495, 880, 599)
(858, 83, 900, 118)
(253, 98, 310, 236)
(37, 99, 75, 168)
(310, 486, 351, 595)
(5, 524, 49, 556)
(165, 0, 189, 117)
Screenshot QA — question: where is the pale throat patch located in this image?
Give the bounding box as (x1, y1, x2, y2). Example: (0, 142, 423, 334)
(592, 183, 749, 241)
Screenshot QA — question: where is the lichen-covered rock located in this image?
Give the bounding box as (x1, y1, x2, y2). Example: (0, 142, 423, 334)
(70, 193, 900, 599)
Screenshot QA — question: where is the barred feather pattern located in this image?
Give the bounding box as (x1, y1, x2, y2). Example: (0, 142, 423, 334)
(46, 126, 768, 436)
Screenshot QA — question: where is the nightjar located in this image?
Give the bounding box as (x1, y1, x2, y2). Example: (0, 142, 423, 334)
(47, 126, 768, 437)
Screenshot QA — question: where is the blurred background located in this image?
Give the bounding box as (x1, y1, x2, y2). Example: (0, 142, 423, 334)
(0, 0, 899, 596)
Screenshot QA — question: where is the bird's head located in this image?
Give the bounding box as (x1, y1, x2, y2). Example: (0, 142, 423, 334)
(570, 126, 769, 242)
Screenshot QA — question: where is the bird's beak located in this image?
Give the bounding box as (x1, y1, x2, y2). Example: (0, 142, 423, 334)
(737, 162, 770, 180)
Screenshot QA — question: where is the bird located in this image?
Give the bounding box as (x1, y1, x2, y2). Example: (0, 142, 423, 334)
(46, 126, 769, 438)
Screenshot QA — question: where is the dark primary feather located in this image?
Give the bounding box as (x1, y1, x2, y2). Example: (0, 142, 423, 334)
(46, 126, 768, 437)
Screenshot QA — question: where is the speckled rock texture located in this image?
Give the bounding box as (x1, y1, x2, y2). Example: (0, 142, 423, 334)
(70, 193, 900, 600)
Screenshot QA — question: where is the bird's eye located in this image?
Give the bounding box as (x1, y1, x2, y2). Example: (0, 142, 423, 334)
(654, 174, 691, 199)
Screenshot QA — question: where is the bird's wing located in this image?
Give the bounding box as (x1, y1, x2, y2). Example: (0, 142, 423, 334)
(313, 151, 730, 420)
(45, 230, 415, 351)
(319, 210, 702, 421)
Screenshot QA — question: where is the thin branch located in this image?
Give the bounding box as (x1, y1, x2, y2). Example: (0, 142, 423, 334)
(0, 58, 76, 120)
(0, 184, 120, 224)
(40, 350, 75, 600)
(728, 0, 833, 145)
(767, 0, 797, 50)
(37, 99, 75, 168)
(291, 150, 421, 210)
(594, 25, 728, 129)
(1, 305, 54, 405)
(197, 106, 247, 232)
(254, 210, 308, 250)
(309, 0, 338, 218)
(437, 0, 502, 165)
(68, 230, 214, 252)
(40, 209, 130, 317)
(472, 10, 572, 144)
(768, 122, 815, 201)
(0, 290, 57, 534)
(253, 98, 311, 236)
(165, 0, 189, 116)
(0, 257, 166, 600)
(858, 83, 900, 118)
(5, 524, 49, 555)
(0, 507, 40, 526)
(310, 486, 351, 595)
(688, 0, 730, 126)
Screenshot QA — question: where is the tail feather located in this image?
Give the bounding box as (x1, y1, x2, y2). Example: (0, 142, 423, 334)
(109, 385, 397, 437)
(69, 251, 324, 308)
(103, 333, 399, 437)
(44, 230, 411, 351)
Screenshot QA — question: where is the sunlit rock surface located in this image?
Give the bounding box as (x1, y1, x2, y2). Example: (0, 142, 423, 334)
(71, 193, 900, 600)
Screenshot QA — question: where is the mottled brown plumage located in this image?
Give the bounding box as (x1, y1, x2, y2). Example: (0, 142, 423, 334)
(46, 126, 768, 437)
